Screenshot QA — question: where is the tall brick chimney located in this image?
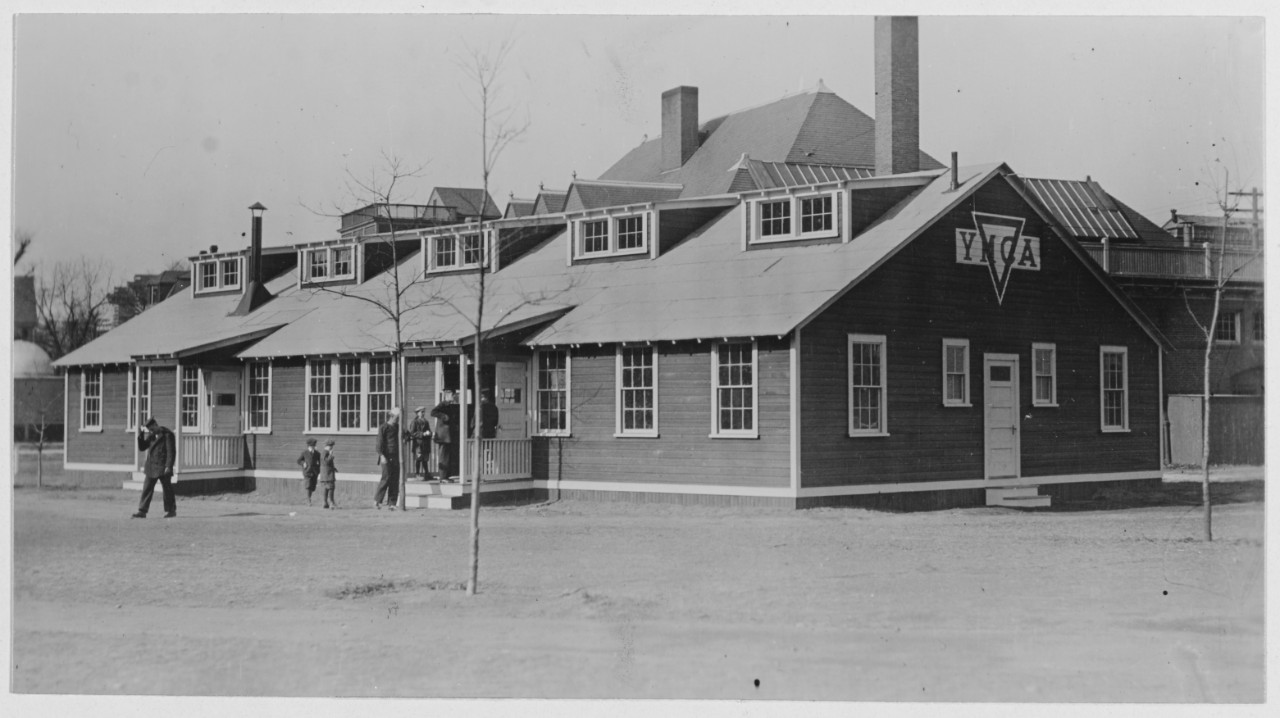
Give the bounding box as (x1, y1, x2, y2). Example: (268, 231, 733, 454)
(874, 16, 920, 176)
(661, 86, 699, 172)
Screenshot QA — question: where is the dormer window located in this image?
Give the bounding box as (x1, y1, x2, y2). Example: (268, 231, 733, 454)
(571, 211, 652, 260)
(746, 189, 843, 245)
(300, 244, 357, 283)
(426, 230, 488, 273)
(193, 256, 244, 295)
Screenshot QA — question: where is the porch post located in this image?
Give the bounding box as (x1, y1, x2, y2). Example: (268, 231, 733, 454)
(458, 354, 469, 482)
(132, 365, 140, 473)
(174, 361, 183, 473)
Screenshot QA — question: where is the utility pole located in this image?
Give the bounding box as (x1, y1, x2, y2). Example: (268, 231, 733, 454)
(1227, 187, 1263, 249)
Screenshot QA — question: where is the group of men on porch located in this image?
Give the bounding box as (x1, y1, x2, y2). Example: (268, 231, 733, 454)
(372, 390, 500, 509)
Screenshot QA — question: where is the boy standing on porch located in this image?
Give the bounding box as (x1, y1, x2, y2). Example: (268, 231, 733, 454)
(297, 437, 321, 506)
(132, 417, 176, 519)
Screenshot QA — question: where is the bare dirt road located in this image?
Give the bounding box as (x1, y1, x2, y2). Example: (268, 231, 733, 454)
(10, 482, 1265, 702)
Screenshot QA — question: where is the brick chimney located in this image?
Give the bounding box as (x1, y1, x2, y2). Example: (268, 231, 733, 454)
(874, 16, 920, 176)
(661, 86, 699, 172)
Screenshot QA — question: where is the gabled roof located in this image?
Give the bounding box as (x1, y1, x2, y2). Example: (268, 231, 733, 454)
(600, 88, 944, 198)
(429, 187, 500, 218)
(504, 198, 535, 219)
(562, 180, 684, 213)
(532, 189, 568, 215)
(53, 269, 327, 367)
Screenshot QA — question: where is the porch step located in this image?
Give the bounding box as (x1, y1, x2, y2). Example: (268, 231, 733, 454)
(986, 486, 1051, 508)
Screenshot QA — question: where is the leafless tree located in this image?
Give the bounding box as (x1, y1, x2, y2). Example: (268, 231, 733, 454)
(1179, 167, 1263, 542)
(14, 227, 34, 267)
(15, 380, 63, 489)
(33, 258, 115, 360)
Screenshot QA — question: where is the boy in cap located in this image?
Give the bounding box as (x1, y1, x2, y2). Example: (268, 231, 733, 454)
(319, 439, 339, 509)
(297, 437, 321, 506)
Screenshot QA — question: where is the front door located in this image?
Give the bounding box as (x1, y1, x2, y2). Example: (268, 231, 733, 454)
(983, 354, 1020, 479)
(205, 368, 242, 435)
(494, 361, 528, 439)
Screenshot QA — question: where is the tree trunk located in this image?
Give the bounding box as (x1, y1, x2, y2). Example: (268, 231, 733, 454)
(397, 351, 408, 511)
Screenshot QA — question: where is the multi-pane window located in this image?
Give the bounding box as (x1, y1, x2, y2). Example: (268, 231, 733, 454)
(1100, 346, 1129, 431)
(942, 339, 969, 406)
(247, 362, 271, 431)
(221, 258, 240, 287)
(434, 235, 457, 268)
(849, 334, 887, 435)
(713, 342, 755, 436)
(127, 367, 152, 430)
(308, 361, 333, 430)
(759, 199, 791, 237)
(301, 245, 357, 282)
(180, 366, 200, 431)
(193, 257, 243, 294)
(306, 358, 397, 432)
(616, 216, 644, 251)
(461, 234, 484, 266)
(1252, 310, 1264, 343)
(1214, 311, 1240, 344)
(366, 358, 394, 429)
(573, 213, 650, 258)
(582, 220, 609, 254)
(617, 346, 656, 435)
(750, 191, 841, 244)
(337, 359, 362, 430)
(81, 369, 102, 430)
(800, 195, 833, 234)
(1032, 343, 1057, 406)
(536, 350, 570, 435)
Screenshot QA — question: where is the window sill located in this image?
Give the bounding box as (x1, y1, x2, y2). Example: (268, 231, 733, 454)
(245, 429, 273, 435)
(304, 429, 377, 435)
(575, 247, 648, 261)
(848, 431, 890, 438)
(942, 402, 972, 408)
(709, 432, 759, 440)
(79, 427, 103, 433)
(535, 432, 572, 438)
(1100, 427, 1131, 434)
(1033, 402, 1060, 408)
(614, 432, 659, 439)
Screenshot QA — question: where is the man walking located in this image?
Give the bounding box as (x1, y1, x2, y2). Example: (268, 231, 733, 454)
(132, 417, 176, 518)
(374, 407, 402, 510)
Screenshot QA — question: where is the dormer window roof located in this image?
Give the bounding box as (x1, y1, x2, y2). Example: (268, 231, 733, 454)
(190, 252, 245, 296)
(298, 241, 359, 284)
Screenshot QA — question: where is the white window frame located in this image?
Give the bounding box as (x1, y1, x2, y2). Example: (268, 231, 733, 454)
(179, 366, 202, 433)
(710, 340, 759, 439)
(941, 338, 971, 407)
(848, 333, 888, 437)
(245, 361, 272, 434)
(299, 244, 358, 283)
(534, 349, 572, 437)
(615, 345, 659, 438)
(747, 190, 842, 245)
(1099, 345, 1130, 433)
(1214, 310, 1241, 345)
(1032, 343, 1058, 407)
(572, 211, 652, 259)
(192, 256, 245, 295)
(126, 366, 152, 431)
(425, 230, 490, 273)
(304, 357, 398, 434)
(80, 368, 103, 432)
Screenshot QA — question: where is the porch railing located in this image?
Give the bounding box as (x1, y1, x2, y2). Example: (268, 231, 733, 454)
(1083, 242, 1263, 282)
(415, 438, 531, 480)
(178, 434, 245, 472)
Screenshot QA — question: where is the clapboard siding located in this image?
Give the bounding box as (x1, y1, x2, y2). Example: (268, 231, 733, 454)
(800, 175, 1161, 488)
(150, 367, 177, 430)
(65, 366, 135, 464)
(534, 340, 791, 487)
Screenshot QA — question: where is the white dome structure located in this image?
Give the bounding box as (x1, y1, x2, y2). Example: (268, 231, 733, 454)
(13, 340, 55, 377)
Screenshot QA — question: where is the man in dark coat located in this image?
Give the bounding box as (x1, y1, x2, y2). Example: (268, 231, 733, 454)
(479, 390, 500, 440)
(373, 407, 402, 509)
(431, 390, 460, 482)
(132, 417, 176, 518)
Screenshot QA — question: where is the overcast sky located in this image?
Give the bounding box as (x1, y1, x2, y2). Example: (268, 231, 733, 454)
(7, 6, 1267, 280)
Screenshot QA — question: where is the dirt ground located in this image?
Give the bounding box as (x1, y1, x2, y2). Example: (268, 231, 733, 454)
(8, 477, 1267, 704)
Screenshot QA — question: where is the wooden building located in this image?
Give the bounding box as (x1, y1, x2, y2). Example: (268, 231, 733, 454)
(52, 18, 1170, 509)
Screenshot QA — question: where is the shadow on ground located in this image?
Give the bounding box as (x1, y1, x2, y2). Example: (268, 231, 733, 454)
(1047, 480, 1264, 512)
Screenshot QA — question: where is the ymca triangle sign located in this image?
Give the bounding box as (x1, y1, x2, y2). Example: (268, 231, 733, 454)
(955, 212, 1041, 305)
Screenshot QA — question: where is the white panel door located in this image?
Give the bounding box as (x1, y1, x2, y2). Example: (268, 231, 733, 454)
(983, 354, 1020, 479)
